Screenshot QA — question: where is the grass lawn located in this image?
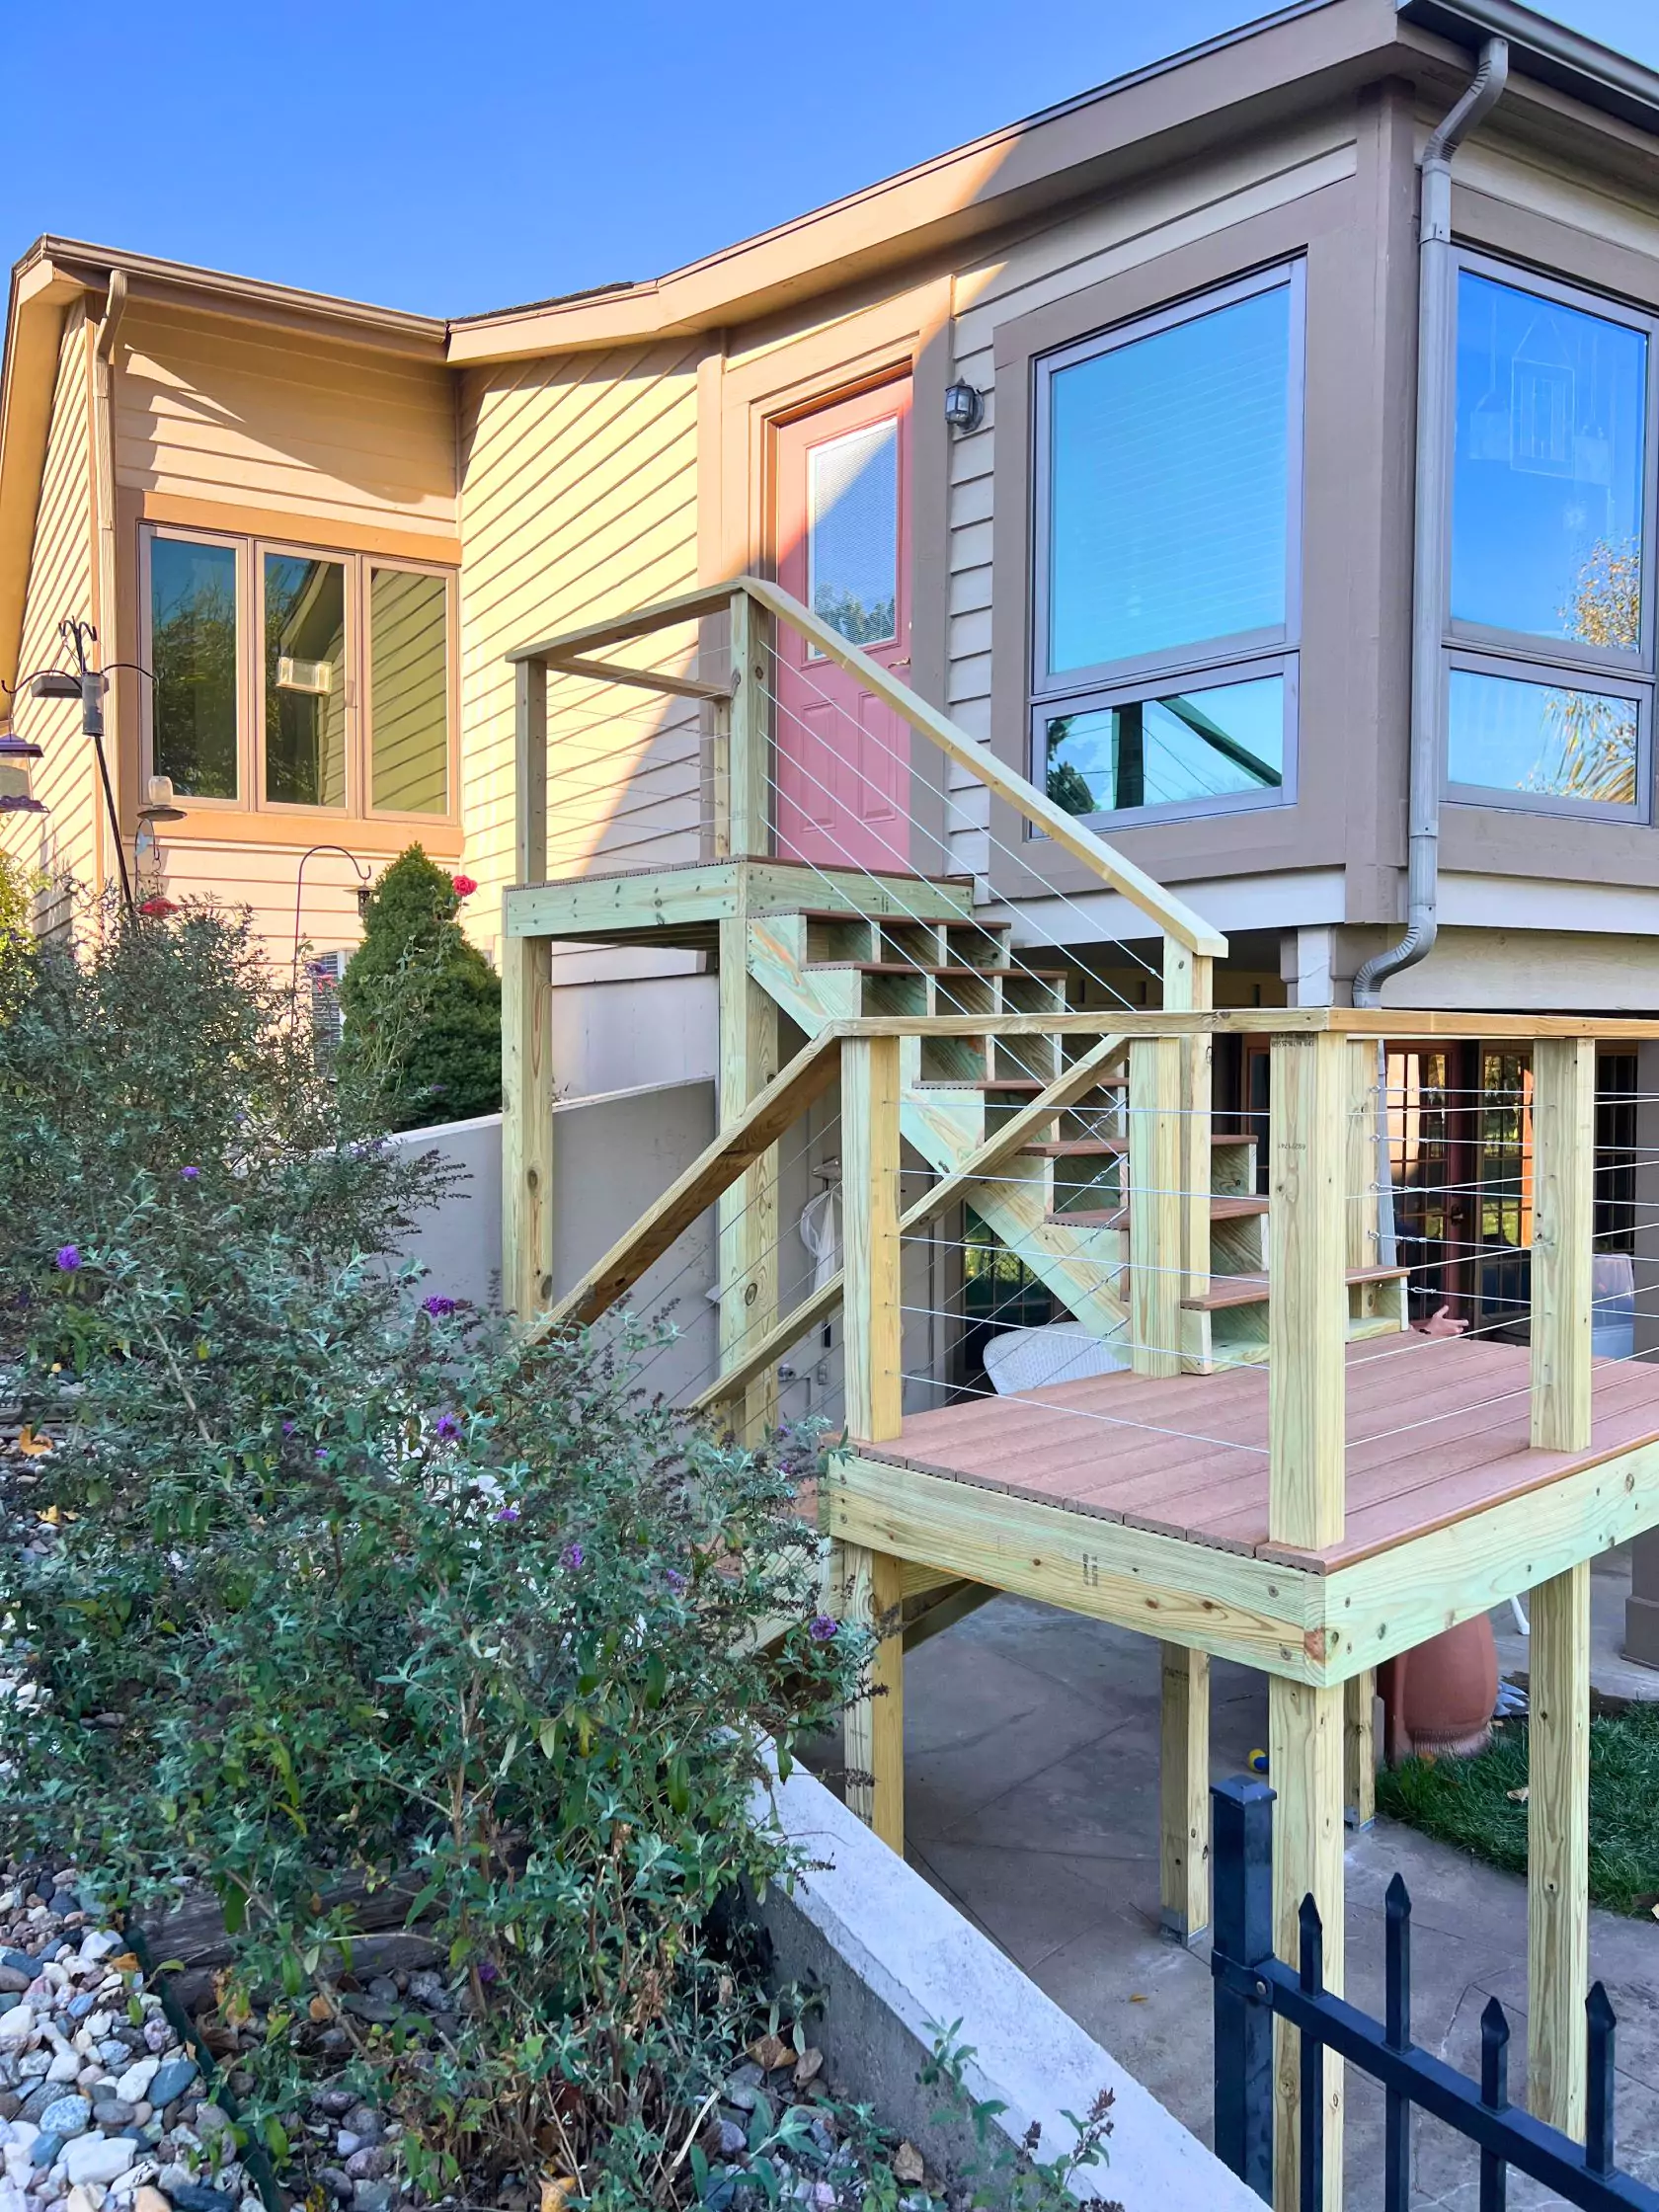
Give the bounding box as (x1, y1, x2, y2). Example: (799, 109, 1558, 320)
(1376, 1701, 1659, 1917)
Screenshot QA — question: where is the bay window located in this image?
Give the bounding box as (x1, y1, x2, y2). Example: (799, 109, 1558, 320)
(1445, 260, 1656, 817)
(144, 526, 454, 823)
(1031, 262, 1304, 823)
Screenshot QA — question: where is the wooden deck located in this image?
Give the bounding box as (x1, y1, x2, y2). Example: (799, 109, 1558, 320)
(883, 1337, 1659, 1573)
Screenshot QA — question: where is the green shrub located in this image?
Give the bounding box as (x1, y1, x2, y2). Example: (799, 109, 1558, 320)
(342, 844, 502, 1130)
(0, 901, 857, 2206)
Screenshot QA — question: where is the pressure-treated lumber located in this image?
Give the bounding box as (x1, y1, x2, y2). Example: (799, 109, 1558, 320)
(1528, 1560, 1590, 2140)
(688, 1033, 1128, 1415)
(1269, 1032, 1348, 1550)
(1345, 1041, 1382, 1275)
(1130, 1034, 1183, 1380)
(549, 653, 733, 702)
(1269, 1676, 1345, 2212)
(507, 580, 735, 664)
(543, 1028, 842, 1332)
(501, 932, 553, 1321)
(725, 590, 770, 862)
(1159, 1643, 1211, 1943)
(1343, 1669, 1376, 1829)
(839, 1543, 906, 1852)
(738, 577, 1227, 958)
(716, 915, 781, 1442)
(1531, 1037, 1595, 1453)
(842, 1033, 904, 1445)
(1163, 942, 1215, 1332)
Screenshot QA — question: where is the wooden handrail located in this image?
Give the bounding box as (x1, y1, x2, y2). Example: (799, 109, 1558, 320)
(688, 1031, 1129, 1413)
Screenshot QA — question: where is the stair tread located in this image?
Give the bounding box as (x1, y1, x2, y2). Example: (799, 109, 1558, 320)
(916, 1076, 1126, 1094)
(1044, 1193, 1268, 1228)
(805, 961, 1061, 979)
(1018, 1134, 1253, 1156)
(1182, 1264, 1410, 1312)
(792, 906, 1001, 927)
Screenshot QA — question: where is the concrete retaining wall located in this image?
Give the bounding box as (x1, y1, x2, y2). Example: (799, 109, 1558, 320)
(751, 1758, 1257, 2211)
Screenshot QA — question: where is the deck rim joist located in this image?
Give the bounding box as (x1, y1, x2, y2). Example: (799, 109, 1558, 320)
(504, 856, 978, 944)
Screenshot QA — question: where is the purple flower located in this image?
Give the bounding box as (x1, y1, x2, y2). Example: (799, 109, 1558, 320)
(433, 1412, 461, 1442)
(422, 1295, 457, 1318)
(314, 1447, 328, 1462)
(665, 1568, 686, 1593)
(493, 1505, 519, 1524)
(476, 1959, 499, 1985)
(561, 1541, 585, 1571)
(180, 1166, 199, 1183)
(808, 1615, 839, 1643)
(54, 1245, 80, 1273)
(281, 1419, 296, 1436)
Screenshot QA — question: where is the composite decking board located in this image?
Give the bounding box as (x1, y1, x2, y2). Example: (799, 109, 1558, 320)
(875, 1339, 1659, 1572)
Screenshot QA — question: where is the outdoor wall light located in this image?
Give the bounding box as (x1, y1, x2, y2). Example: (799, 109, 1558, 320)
(944, 381, 986, 434)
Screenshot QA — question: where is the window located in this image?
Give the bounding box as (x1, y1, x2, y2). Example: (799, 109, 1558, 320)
(1032, 263, 1304, 825)
(143, 528, 453, 821)
(1445, 260, 1656, 818)
(808, 419, 899, 649)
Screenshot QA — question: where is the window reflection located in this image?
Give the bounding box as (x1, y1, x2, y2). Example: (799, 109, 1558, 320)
(151, 537, 238, 800)
(1044, 675, 1285, 816)
(808, 419, 898, 648)
(370, 569, 447, 814)
(265, 554, 347, 807)
(1447, 666, 1638, 808)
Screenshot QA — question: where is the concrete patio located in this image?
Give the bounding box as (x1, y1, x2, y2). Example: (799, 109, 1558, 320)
(885, 1561, 1659, 2209)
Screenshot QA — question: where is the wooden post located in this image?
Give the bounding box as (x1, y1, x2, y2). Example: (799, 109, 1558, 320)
(716, 913, 780, 1441)
(1528, 1560, 1590, 2139)
(1269, 1676, 1345, 2212)
(1345, 1040, 1382, 1276)
(502, 658, 553, 1322)
(1129, 1032, 1182, 1380)
(1162, 940, 1215, 1325)
(1531, 1037, 1594, 1453)
(842, 1033, 904, 1445)
(726, 590, 771, 860)
(1159, 1643, 1211, 1942)
(1344, 1668, 1376, 1830)
(1269, 1031, 1348, 1551)
(840, 1542, 906, 1852)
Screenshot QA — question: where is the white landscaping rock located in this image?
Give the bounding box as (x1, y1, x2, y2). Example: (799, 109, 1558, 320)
(0, 2007, 32, 2043)
(112, 2058, 156, 2106)
(64, 2138, 140, 2190)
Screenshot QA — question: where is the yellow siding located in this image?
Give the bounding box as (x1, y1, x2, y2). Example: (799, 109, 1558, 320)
(3, 306, 97, 911)
(457, 340, 706, 959)
(115, 302, 456, 540)
(148, 836, 366, 965)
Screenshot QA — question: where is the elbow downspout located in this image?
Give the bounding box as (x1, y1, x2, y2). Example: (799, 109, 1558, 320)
(1352, 38, 1509, 1007)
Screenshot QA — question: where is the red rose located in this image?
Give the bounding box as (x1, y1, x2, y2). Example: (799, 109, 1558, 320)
(138, 897, 178, 917)
(451, 874, 477, 898)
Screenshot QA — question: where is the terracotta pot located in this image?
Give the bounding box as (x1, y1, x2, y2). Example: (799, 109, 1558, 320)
(1380, 1613, 1500, 1763)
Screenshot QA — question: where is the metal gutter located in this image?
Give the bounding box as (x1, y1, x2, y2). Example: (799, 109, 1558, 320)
(1398, 0, 1659, 137)
(1352, 35, 1509, 1007)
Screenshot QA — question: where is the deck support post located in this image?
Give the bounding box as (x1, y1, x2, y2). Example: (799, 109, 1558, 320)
(1343, 1668, 1377, 1829)
(1530, 1037, 1594, 1452)
(843, 1032, 904, 1445)
(1129, 1032, 1183, 1380)
(1269, 1031, 1348, 1551)
(1528, 1559, 1590, 2140)
(716, 913, 780, 1442)
(840, 1542, 906, 1853)
(1159, 1643, 1211, 1942)
(503, 657, 553, 1322)
(1269, 1676, 1345, 2212)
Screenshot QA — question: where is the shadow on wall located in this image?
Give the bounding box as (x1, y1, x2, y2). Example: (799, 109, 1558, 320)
(386, 1079, 717, 1404)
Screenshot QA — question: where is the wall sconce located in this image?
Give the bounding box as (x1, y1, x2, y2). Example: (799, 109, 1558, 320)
(944, 381, 986, 434)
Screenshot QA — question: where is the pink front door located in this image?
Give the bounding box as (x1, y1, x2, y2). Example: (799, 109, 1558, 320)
(773, 379, 912, 870)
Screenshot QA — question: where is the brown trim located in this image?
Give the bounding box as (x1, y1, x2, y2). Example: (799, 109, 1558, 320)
(136, 491, 461, 568)
(987, 169, 1368, 908)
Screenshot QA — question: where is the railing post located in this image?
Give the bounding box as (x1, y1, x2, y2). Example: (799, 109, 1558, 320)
(1530, 1036, 1594, 1452)
(1269, 1030, 1347, 1552)
(1211, 1777, 1276, 2203)
(726, 589, 771, 861)
(1162, 939, 1215, 1335)
(503, 656, 553, 1321)
(842, 1032, 904, 1445)
(1129, 1032, 1183, 1380)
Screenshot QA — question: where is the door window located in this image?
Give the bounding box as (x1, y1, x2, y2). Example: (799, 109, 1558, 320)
(807, 418, 899, 649)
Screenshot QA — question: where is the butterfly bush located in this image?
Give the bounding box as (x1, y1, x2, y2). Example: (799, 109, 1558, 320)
(0, 895, 860, 2207)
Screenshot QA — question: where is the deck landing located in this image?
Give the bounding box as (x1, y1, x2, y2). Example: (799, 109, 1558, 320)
(887, 1338, 1659, 1572)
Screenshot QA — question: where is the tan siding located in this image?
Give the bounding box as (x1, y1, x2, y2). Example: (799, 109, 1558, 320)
(115, 303, 456, 540)
(457, 341, 706, 958)
(941, 120, 1359, 878)
(3, 307, 97, 908)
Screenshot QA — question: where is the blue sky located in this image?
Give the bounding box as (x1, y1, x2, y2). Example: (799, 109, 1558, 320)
(3, 0, 1658, 320)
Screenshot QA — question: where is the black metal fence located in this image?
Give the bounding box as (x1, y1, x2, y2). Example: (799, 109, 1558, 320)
(1210, 1776, 1659, 2211)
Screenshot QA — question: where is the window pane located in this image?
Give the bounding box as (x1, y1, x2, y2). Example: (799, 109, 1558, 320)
(1047, 283, 1291, 676)
(1447, 666, 1639, 807)
(809, 418, 898, 646)
(1044, 674, 1285, 816)
(1452, 272, 1647, 647)
(265, 554, 347, 807)
(369, 570, 447, 813)
(150, 537, 238, 799)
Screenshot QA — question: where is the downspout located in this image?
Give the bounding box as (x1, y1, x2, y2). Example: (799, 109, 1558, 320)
(92, 269, 128, 895)
(1352, 38, 1508, 1007)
